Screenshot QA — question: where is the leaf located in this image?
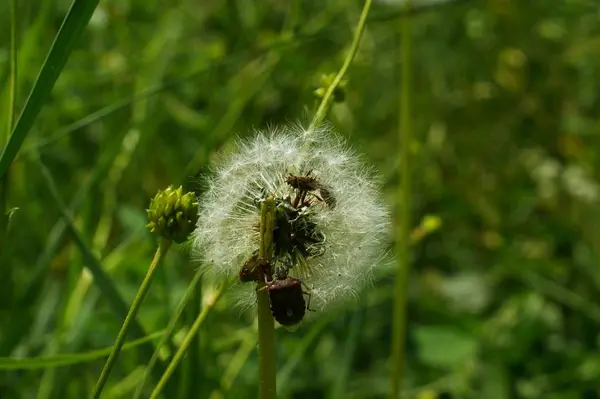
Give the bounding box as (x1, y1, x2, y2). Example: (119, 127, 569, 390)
(0, 330, 163, 370)
(0, 0, 99, 180)
(414, 326, 477, 369)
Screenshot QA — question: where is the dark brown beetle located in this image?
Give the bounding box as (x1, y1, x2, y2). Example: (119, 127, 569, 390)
(264, 276, 314, 327)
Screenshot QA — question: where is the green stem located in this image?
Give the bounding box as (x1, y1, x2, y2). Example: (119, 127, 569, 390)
(132, 268, 204, 399)
(8, 0, 17, 135)
(0, 0, 17, 288)
(91, 238, 172, 399)
(257, 196, 276, 399)
(148, 280, 230, 399)
(390, 1, 412, 398)
(311, 0, 372, 126)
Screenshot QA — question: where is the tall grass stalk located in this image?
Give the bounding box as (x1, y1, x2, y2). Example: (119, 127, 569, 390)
(390, 0, 412, 397)
(0, 0, 99, 180)
(0, 0, 17, 298)
(7, 0, 17, 135)
(311, 0, 373, 126)
(147, 279, 231, 399)
(92, 238, 172, 399)
(132, 268, 204, 399)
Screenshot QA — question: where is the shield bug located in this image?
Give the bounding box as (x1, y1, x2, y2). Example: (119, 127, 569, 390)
(239, 254, 272, 283)
(263, 274, 314, 327)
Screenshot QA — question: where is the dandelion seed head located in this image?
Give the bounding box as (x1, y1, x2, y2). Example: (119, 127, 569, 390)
(192, 123, 391, 311)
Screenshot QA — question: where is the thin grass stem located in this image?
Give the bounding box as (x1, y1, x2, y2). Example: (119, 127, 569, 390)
(132, 268, 204, 399)
(311, 0, 373, 126)
(148, 279, 231, 399)
(92, 238, 172, 399)
(390, 1, 412, 397)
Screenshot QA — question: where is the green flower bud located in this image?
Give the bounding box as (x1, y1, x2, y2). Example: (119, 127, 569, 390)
(313, 73, 347, 103)
(146, 185, 199, 243)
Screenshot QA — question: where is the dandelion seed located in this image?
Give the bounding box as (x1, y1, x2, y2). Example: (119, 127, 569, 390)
(192, 124, 391, 312)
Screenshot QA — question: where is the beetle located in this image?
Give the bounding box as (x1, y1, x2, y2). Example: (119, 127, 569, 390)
(263, 273, 314, 327)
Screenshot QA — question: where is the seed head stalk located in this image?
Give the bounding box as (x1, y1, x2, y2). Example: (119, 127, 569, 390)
(310, 0, 373, 128)
(390, 0, 413, 397)
(257, 196, 277, 399)
(92, 238, 172, 399)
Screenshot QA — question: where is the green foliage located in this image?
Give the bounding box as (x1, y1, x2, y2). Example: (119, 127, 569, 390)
(2, 0, 600, 398)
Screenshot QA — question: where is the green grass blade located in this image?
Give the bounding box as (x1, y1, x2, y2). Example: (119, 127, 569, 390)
(330, 308, 363, 399)
(6, 0, 17, 137)
(132, 268, 204, 399)
(0, 0, 18, 320)
(276, 316, 330, 392)
(390, 0, 413, 396)
(0, 330, 164, 370)
(0, 0, 99, 180)
(35, 155, 155, 358)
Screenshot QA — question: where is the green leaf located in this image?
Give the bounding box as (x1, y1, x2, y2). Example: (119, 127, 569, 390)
(35, 156, 156, 360)
(414, 326, 477, 369)
(0, 330, 163, 370)
(0, 0, 99, 180)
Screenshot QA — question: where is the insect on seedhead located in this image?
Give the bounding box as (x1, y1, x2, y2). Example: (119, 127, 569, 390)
(265, 275, 314, 327)
(285, 170, 321, 192)
(192, 126, 392, 313)
(238, 253, 272, 283)
(271, 197, 326, 269)
(285, 171, 336, 209)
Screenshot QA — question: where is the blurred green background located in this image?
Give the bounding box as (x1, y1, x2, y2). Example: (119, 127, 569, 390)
(2, 0, 600, 398)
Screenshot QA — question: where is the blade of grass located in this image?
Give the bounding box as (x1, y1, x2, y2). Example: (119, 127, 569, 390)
(311, 0, 373, 126)
(1, 132, 126, 356)
(132, 268, 204, 399)
(0, 0, 18, 330)
(35, 155, 157, 363)
(92, 238, 172, 399)
(0, 0, 99, 180)
(148, 279, 233, 399)
(276, 316, 330, 392)
(219, 330, 257, 392)
(182, 271, 203, 399)
(19, 0, 462, 155)
(6, 0, 17, 137)
(15, 128, 126, 311)
(0, 330, 164, 370)
(330, 307, 363, 399)
(390, 0, 413, 397)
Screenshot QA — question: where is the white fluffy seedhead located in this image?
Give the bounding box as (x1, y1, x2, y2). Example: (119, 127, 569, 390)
(192, 123, 391, 311)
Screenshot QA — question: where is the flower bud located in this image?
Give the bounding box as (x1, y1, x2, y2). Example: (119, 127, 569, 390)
(146, 186, 199, 243)
(313, 73, 347, 103)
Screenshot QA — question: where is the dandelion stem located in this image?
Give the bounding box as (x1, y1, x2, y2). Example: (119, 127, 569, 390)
(257, 196, 277, 399)
(390, 0, 412, 398)
(91, 238, 172, 399)
(311, 0, 372, 126)
(148, 279, 230, 399)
